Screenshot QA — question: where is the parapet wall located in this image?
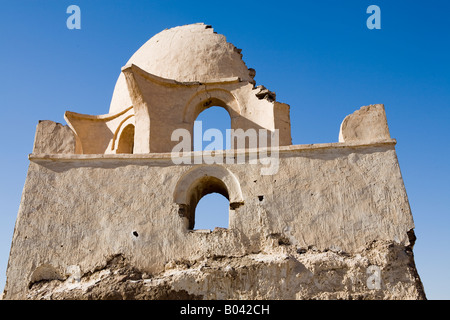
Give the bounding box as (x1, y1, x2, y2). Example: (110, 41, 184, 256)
(4, 138, 424, 299)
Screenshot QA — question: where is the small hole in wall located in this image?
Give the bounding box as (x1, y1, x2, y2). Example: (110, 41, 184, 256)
(132, 231, 139, 237)
(258, 195, 264, 202)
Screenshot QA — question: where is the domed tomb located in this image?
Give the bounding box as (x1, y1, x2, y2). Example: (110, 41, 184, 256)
(110, 23, 255, 115)
(63, 23, 292, 154)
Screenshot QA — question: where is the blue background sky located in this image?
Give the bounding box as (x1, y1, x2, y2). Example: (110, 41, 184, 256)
(0, 0, 449, 299)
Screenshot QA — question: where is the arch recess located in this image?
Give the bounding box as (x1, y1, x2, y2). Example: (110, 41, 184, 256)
(173, 165, 244, 229)
(112, 114, 135, 152)
(116, 124, 135, 154)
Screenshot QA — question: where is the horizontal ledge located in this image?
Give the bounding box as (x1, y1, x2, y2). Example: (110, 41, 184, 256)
(29, 139, 397, 162)
(189, 229, 212, 234)
(64, 106, 134, 122)
(121, 63, 241, 87)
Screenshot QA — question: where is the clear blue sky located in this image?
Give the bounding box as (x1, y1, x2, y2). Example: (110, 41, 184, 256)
(0, 0, 449, 299)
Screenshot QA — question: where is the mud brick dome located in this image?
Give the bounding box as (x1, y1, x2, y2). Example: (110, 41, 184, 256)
(110, 23, 255, 114)
(63, 23, 291, 155)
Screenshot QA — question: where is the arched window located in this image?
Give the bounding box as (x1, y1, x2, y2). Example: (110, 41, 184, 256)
(179, 175, 230, 231)
(117, 124, 135, 154)
(194, 192, 229, 230)
(174, 166, 244, 232)
(193, 106, 231, 151)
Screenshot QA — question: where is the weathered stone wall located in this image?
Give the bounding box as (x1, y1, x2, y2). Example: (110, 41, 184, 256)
(3, 140, 425, 299)
(33, 121, 77, 154)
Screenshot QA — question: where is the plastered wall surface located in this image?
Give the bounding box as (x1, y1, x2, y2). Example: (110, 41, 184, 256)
(4, 141, 424, 299)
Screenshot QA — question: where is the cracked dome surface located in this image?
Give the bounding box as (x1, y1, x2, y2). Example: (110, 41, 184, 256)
(109, 23, 253, 114)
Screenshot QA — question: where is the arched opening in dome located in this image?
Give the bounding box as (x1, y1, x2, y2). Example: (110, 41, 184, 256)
(117, 124, 135, 154)
(193, 106, 231, 152)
